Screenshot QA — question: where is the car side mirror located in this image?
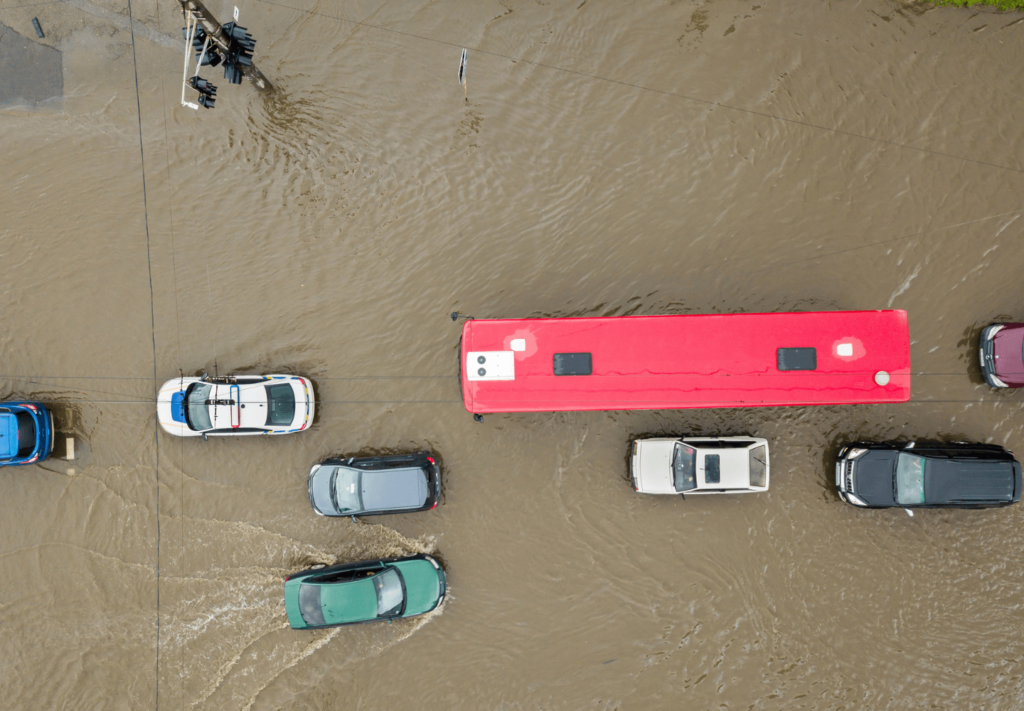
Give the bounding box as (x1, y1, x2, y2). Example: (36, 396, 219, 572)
(679, 493, 686, 500)
(905, 442, 915, 449)
(200, 372, 209, 382)
(201, 433, 208, 442)
(905, 508, 914, 517)
(350, 515, 357, 523)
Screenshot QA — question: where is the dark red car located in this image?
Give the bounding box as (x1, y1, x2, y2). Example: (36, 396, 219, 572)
(980, 324, 1024, 388)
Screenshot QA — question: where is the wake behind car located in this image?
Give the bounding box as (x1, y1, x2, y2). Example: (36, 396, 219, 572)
(836, 441, 1022, 509)
(980, 323, 1024, 388)
(285, 554, 446, 630)
(631, 436, 769, 495)
(308, 452, 440, 517)
(157, 374, 314, 437)
(0, 402, 54, 466)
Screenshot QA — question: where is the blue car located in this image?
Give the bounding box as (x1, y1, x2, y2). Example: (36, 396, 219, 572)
(0, 402, 54, 466)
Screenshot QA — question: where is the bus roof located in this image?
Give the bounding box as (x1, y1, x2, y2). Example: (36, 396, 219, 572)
(460, 310, 910, 414)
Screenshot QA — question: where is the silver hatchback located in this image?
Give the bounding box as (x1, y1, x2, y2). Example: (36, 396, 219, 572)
(308, 452, 441, 518)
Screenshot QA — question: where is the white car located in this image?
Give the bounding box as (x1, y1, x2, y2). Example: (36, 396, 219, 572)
(157, 374, 314, 437)
(630, 436, 769, 495)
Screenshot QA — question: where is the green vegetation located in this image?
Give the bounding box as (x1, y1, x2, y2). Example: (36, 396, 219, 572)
(930, 0, 1024, 9)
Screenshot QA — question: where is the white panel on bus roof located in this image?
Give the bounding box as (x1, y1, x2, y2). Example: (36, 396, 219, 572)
(467, 351, 515, 381)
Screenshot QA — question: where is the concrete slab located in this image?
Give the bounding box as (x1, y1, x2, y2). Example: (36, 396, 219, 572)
(0, 22, 62, 108)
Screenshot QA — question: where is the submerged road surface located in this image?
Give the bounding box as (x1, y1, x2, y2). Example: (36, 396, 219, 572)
(1, 0, 1024, 708)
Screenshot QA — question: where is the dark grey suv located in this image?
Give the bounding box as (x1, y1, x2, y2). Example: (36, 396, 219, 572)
(836, 441, 1021, 509)
(308, 452, 441, 518)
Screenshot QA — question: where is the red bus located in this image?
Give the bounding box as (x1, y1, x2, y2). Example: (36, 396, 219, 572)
(460, 310, 910, 414)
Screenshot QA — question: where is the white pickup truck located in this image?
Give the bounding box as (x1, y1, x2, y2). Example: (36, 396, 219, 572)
(630, 436, 769, 496)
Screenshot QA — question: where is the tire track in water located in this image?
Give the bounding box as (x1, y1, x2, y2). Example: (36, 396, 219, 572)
(154, 514, 441, 710)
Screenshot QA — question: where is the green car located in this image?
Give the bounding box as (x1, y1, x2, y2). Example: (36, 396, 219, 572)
(284, 554, 446, 630)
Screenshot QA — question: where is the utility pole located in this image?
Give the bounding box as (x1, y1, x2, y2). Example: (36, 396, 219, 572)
(179, 0, 272, 94)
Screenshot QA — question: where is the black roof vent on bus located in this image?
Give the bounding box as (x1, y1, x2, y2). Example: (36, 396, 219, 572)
(777, 347, 817, 371)
(553, 353, 592, 376)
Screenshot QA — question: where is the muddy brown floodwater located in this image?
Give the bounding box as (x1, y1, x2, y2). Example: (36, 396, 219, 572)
(1, 0, 1024, 708)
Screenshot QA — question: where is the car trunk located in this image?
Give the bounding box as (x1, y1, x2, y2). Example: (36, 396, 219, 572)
(993, 327, 1024, 379)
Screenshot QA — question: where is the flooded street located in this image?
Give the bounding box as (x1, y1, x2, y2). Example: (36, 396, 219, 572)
(2, 0, 1024, 707)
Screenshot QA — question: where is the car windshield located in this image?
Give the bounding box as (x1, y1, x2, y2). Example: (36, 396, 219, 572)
(332, 467, 363, 513)
(298, 583, 326, 626)
(673, 444, 697, 492)
(896, 453, 926, 505)
(265, 384, 295, 426)
(374, 568, 404, 617)
(184, 383, 213, 431)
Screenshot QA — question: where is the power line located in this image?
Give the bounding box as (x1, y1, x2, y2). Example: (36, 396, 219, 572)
(0, 372, 1011, 406)
(3, 397, 1019, 406)
(744, 209, 1023, 276)
(0, 374, 454, 379)
(123, 0, 162, 705)
(0, 398, 464, 404)
(253, 0, 1024, 176)
(0, 371, 1004, 380)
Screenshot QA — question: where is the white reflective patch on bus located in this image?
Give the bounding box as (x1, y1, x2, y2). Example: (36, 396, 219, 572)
(467, 351, 515, 381)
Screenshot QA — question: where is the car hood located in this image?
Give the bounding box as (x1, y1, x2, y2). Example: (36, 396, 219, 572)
(635, 440, 676, 494)
(925, 459, 1016, 504)
(0, 413, 18, 458)
(362, 468, 428, 511)
(157, 378, 198, 435)
(852, 451, 897, 505)
(308, 466, 339, 514)
(993, 325, 1024, 378)
(391, 559, 442, 616)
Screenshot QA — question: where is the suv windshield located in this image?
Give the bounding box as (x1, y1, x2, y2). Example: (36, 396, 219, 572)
(673, 444, 697, 492)
(265, 384, 296, 426)
(184, 383, 213, 431)
(332, 467, 363, 513)
(896, 453, 926, 505)
(374, 568, 404, 617)
(298, 583, 326, 626)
